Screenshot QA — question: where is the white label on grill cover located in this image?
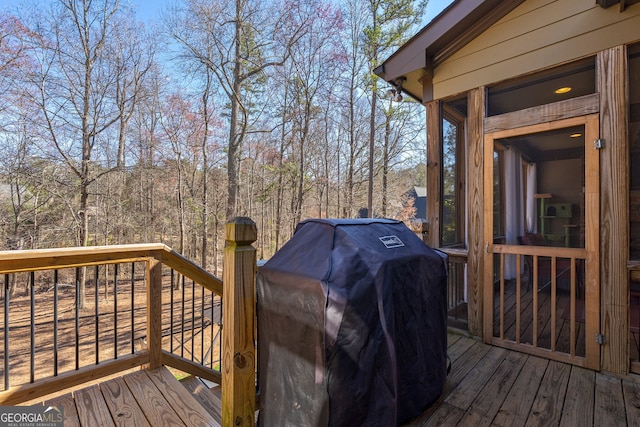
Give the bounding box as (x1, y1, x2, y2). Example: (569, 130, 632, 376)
(379, 235, 404, 248)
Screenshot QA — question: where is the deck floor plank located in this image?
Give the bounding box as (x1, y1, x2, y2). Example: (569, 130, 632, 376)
(123, 369, 186, 426)
(445, 332, 476, 362)
(100, 376, 151, 427)
(420, 402, 465, 427)
(181, 376, 223, 424)
(146, 367, 219, 427)
(44, 393, 80, 427)
(492, 355, 548, 427)
(457, 350, 528, 427)
(74, 384, 116, 427)
(594, 372, 627, 427)
(441, 339, 492, 397)
(444, 346, 509, 410)
(524, 360, 571, 427)
(32, 330, 640, 427)
(622, 378, 640, 425)
(558, 366, 595, 427)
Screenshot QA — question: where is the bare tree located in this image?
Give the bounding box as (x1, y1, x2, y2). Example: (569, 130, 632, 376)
(167, 0, 308, 218)
(378, 98, 425, 216)
(363, 0, 426, 217)
(21, 0, 154, 306)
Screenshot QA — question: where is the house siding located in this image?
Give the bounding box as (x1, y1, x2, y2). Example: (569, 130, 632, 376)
(433, 0, 640, 100)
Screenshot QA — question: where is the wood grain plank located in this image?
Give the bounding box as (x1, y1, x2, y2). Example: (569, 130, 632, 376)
(44, 393, 80, 427)
(622, 378, 640, 425)
(493, 355, 548, 427)
(426, 99, 440, 250)
(457, 351, 527, 426)
(221, 219, 257, 426)
(421, 402, 465, 427)
(100, 376, 151, 427)
(446, 333, 476, 363)
(0, 352, 149, 406)
(594, 373, 626, 426)
(74, 384, 116, 427)
(445, 346, 508, 410)
(483, 130, 496, 343)
(404, 335, 491, 423)
(123, 370, 185, 426)
(442, 338, 493, 398)
(598, 45, 629, 375)
(524, 361, 571, 427)
(180, 376, 222, 424)
(559, 366, 594, 427)
(146, 367, 219, 427)
(446, 331, 462, 347)
(147, 258, 163, 370)
(468, 87, 485, 338)
(484, 94, 599, 134)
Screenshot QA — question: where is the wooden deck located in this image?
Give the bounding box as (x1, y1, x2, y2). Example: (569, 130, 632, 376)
(35, 331, 640, 426)
(41, 367, 222, 427)
(405, 330, 640, 426)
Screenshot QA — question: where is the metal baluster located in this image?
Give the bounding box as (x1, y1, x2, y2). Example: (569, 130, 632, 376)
(130, 263, 135, 355)
(181, 275, 185, 358)
(170, 269, 175, 353)
(210, 294, 215, 369)
(30, 272, 35, 383)
(54, 270, 59, 376)
(219, 298, 223, 370)
(95, 265, 99, 365)
(4, 274, 9, 389)
(114, 263, 119, 359)
(201, 285, 205, 365)
(191, 279, 195, 361)
(75, 267, 80, 371)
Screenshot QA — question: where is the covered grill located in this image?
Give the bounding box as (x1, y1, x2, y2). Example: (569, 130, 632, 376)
(257, 218, 448, 426)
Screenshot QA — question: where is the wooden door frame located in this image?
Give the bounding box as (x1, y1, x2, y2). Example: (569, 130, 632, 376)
(482, 114, 600, 369)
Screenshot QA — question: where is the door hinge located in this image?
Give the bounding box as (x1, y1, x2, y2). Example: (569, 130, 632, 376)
(594, 139, 605, 149)
(595, 333, 606, 345)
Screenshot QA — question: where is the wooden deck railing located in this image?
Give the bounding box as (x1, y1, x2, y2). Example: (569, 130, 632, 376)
(0, 217, 257, 426)
(439, 247, 469, 327)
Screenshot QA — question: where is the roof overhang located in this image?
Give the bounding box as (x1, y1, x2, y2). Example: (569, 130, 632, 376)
(375, 0, 526, 103)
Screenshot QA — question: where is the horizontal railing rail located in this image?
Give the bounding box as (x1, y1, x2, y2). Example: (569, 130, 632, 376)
(0, 217, 258, 427)
(0, 244, 224, 405)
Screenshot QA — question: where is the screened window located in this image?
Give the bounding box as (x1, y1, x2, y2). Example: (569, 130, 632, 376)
(487, 57, 596, 116)
(440, 100, 466, 247)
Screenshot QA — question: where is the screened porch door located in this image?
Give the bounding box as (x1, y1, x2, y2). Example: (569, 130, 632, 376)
(482, 114, 600, 370)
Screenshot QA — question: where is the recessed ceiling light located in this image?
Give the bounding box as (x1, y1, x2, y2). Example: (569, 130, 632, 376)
(555, 87, 572, 94)
(570, 133, 582, 138)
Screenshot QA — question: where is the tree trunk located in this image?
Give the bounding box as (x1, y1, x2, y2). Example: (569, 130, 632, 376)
(226, 0, 244, 219)
(382, 113, 391, 216)
(368, 88, 377, 217)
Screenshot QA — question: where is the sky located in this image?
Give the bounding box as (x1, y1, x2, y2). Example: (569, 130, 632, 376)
(128, 0, 456, 26)
(1, 0, 454, 27)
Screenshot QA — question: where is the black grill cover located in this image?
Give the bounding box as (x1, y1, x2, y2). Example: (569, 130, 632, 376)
(257, 218, 448, 426)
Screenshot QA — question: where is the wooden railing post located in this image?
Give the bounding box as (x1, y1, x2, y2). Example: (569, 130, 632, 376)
(147, 257, 163, 369)
(222, 217, 257, 427)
